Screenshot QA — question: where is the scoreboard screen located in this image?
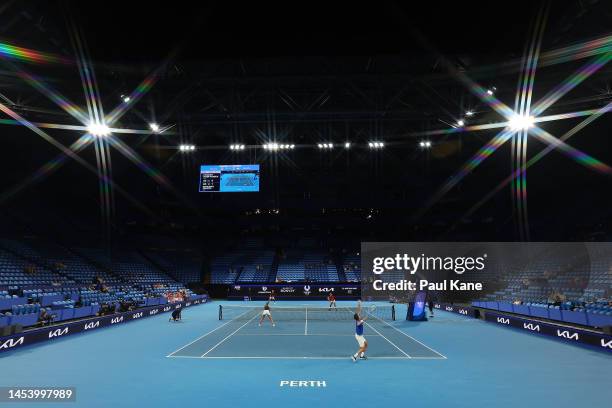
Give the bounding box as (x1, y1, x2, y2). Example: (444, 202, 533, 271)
(198, 164, 260, 192)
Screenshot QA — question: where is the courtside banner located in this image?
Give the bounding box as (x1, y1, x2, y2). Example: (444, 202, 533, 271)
(361, 242, 608, 302)
(433, 303, 479, 318)
(485, 311, 612, 353)
(0, 296, 208, 354)
(228, 284, 360, 300)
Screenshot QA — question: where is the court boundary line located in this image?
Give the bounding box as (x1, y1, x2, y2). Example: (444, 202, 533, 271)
(233, 333, 383, 337)
(200, 314, 259, 357)
(166, 308, 253, 357)
(166, 355, 422, 360)
(370, 316, 447, 359)
(364, 321, 411, 358)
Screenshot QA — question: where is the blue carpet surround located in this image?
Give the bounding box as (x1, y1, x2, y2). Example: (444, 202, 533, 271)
(1, 300, 610, 408)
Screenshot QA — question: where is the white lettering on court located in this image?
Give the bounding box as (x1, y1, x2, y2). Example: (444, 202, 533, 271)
(279, 380, 327, 388)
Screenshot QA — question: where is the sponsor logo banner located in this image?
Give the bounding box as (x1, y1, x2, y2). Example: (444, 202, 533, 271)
(0, 295, 208, 354)
(228, 285, 360, 299)
(485, 312, 612, 352)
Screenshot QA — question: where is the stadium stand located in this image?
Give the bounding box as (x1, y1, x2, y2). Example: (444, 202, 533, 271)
(142, 249, 202, 284)
(276, 250, 338, 282)
(342, 253, 361, 282)
(211, 249, 275, 283)
(0, 236, 202, 330)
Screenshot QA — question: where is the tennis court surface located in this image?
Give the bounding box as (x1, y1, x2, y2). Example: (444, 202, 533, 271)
(167, 304, 445, 359)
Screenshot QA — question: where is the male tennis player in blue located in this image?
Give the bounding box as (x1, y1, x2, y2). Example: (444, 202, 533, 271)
(351, 309, 368, 362)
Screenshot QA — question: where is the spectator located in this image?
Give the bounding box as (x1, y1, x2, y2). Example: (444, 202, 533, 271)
(38, 309, 53, 326)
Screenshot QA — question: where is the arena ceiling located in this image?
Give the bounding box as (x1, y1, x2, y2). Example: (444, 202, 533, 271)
(0, 0, 610, 241)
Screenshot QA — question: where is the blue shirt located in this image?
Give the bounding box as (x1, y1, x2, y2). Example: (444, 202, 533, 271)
(355, 320, 364, 335)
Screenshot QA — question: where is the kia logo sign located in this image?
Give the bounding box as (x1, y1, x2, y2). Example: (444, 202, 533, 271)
(111, 316, 124, 324)
(445, 306, 453, 312)
(48, 327, 69, 338)
(601, 339, 612, 349)
(556, 330, 579, 340)
(523, 323, 540, 332)
(132, 312, 143, 319)
(0, 336, 24, 350)
(149, 309, 159, 315)
(497, 317, 510, 324)
(163, 307, 171, 312)
(84, 321, 100, 330)
(458, 309, 468, 315)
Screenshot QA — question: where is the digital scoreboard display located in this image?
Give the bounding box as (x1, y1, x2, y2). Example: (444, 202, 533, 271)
(198, 164, 260, 192)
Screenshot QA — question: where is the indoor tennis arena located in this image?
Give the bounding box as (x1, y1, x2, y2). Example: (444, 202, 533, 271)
(0, 1, 610, 407)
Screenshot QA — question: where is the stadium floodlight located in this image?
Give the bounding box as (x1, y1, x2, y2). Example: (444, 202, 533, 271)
(369, 141, 384, 149)
(317, 144, 323, 149)
(149, 123, 160, 132)
(509, 114, 535, 130)
(264, 143, 280, 150)
(345, 142, 351, 149)
(486, 89, 494, 95)
(87, 122, 110, 137)
(121, 95, 131, 103)
(457, 120, 465, 127)
(179, 144, 196, 152)
(290, 144, 295, 149)
(419, 140, 432, 148)
(465, 110, 474, 117)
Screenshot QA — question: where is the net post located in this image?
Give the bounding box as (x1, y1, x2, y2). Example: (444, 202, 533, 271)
(218, 305, 223, 320)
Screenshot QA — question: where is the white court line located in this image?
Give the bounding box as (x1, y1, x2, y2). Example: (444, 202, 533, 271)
(370, 316, 447, 359)
(237, 333, 383, 336)
(365, 322, 411, 358)
(166, 308, 253, 357)
(200, 314, 259, 357)
(167, 355, 413, 360)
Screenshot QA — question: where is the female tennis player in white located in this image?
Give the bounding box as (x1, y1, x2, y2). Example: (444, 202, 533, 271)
(259, 301, 275, 327)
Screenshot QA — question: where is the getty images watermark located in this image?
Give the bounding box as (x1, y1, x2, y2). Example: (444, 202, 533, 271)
(360, 242, 604, 302)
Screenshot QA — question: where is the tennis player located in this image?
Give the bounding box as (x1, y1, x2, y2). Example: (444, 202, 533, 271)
(327, 292, 337, 310)
(259, 301, 276, 327)
(268, 290, 276, 304)
(352, 311, 368, 362)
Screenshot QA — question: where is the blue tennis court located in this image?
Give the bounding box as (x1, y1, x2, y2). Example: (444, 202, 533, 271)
(1, 300, 610, 408)
(167, 304, 445, 359)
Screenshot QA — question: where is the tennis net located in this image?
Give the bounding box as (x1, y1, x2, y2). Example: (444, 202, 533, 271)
(219, 304, 395, 321)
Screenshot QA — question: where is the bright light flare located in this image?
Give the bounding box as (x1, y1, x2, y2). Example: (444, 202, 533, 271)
(87, 122, 110, 137)
(509, 114, 535, 130)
